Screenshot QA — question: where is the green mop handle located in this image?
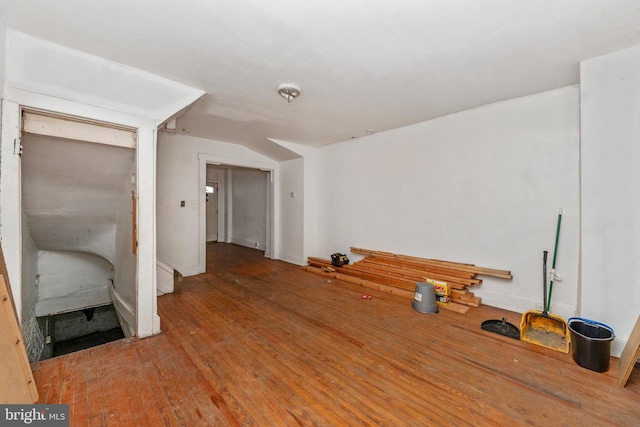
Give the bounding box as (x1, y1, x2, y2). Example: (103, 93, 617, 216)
(547, 208, 562, 312)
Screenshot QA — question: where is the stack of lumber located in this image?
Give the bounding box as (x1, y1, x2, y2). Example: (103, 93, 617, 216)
(302, 247, 512, 314)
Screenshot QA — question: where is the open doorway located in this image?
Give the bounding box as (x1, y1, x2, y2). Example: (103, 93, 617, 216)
(199, 158, 273, 274)
(206, 182, 219, 242)
(19, 110, 137, 360)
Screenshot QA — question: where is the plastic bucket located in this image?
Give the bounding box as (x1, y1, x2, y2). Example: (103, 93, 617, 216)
(567, 318, 614, 372)
(412, 282, 438, 314)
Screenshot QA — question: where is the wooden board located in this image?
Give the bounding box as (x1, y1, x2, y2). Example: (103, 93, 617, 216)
(301, 266, 415, 299)
(302, 266, 470, 314)
(0, 274, 39, 403)
(618, 314, 640, 388)
(350, 247, 512, 279)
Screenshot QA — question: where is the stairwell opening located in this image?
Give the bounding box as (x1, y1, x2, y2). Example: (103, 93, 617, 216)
(19, 110, 138, 361)
(38, 304, 124, 358)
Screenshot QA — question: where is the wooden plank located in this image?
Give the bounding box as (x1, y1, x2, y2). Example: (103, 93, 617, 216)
(0, 274, 39, 403)
(307, 258, 422, 291)
(618, 314, 640, 387)
(437, 301, 471, 314)
(301, 266, 414, 299)
(306, 258, 476, 311)
(357, 259, 481, 287)
(350, 247, 513, 279)
(451, 295, 482, 308)
(310, 257, 470, 290)
(359, 257, 478, 279)
(344, 264, 434, 287)
(303, 266, 470, 314)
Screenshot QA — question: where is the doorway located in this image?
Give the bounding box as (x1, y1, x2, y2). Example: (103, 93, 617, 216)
(198, 155, 275, 275)
(19, 110, 138, 360)
(206, 182, 219, 242)
(2, 96, 161, 357)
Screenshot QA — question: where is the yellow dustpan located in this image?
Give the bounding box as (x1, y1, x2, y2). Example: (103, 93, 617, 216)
(520, 251, 569, 353)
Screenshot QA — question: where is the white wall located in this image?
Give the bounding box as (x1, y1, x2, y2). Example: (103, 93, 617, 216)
(267, 139, 320, 265)
(314, 87, 581, 319)
(0, 24, 5, 93)
(230, 169, 268, 250)
(35, 250, 112, 316)
(278, 158, 305, 264)
(580, 45, 640, 356)
(157, 132, 278, 275)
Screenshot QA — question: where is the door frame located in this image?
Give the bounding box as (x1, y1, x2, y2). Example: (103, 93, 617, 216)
(1, 87, 160, 337)
(205, 181, 219, 242)
(197, 153, 278, 274)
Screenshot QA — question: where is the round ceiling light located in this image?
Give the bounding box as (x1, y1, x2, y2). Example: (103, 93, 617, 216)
(276, 83, 301, 103)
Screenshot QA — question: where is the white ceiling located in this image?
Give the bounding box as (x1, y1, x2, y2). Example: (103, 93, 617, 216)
(1, 0, 640, 149)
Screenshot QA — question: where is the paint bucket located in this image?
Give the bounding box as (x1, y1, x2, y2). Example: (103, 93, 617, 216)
(412, 282, 438, 314)
(568, 318, 615, 372)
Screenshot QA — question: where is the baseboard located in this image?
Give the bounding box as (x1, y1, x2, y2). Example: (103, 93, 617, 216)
(108, 285, 135, 338)
(231, 238, 265, 251)
(612, 339, 626, 358)
(473, 289, 578, 321)
(276, 252, 306, 266)
(152, 315, 161, 335)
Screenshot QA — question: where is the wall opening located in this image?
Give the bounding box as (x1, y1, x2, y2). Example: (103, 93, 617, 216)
(202, 164, 271, 272)
(38, 304, 124, 358)
(19, 110, 138, 361)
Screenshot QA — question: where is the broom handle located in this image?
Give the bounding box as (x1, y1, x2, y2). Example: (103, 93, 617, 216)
(546, 209, 562, 312)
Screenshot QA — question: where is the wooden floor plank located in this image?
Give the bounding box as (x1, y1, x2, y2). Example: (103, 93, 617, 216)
(31, 243, 640, 426)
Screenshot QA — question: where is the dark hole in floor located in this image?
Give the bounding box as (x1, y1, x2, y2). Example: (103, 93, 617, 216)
(52, 327, 124, 357)
(39, 304, 125, 358)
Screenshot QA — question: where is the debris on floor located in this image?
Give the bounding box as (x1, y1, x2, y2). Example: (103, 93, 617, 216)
(303, 246, 512, 314)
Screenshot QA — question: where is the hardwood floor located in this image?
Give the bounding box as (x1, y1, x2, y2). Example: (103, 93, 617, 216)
(32, 243, 640, 426)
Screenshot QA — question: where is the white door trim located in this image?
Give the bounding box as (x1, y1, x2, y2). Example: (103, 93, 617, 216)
(197, 153, 279, 274)
(1, 88, 160, 337)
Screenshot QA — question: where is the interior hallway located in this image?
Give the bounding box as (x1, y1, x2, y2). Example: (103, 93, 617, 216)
(31, 243, 640, 426)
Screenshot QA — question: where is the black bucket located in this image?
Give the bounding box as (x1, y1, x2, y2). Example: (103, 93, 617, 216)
(568, 317, 615, 372)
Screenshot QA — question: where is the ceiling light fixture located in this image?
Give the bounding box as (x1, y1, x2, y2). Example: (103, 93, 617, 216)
(276, 83, 301, 104)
